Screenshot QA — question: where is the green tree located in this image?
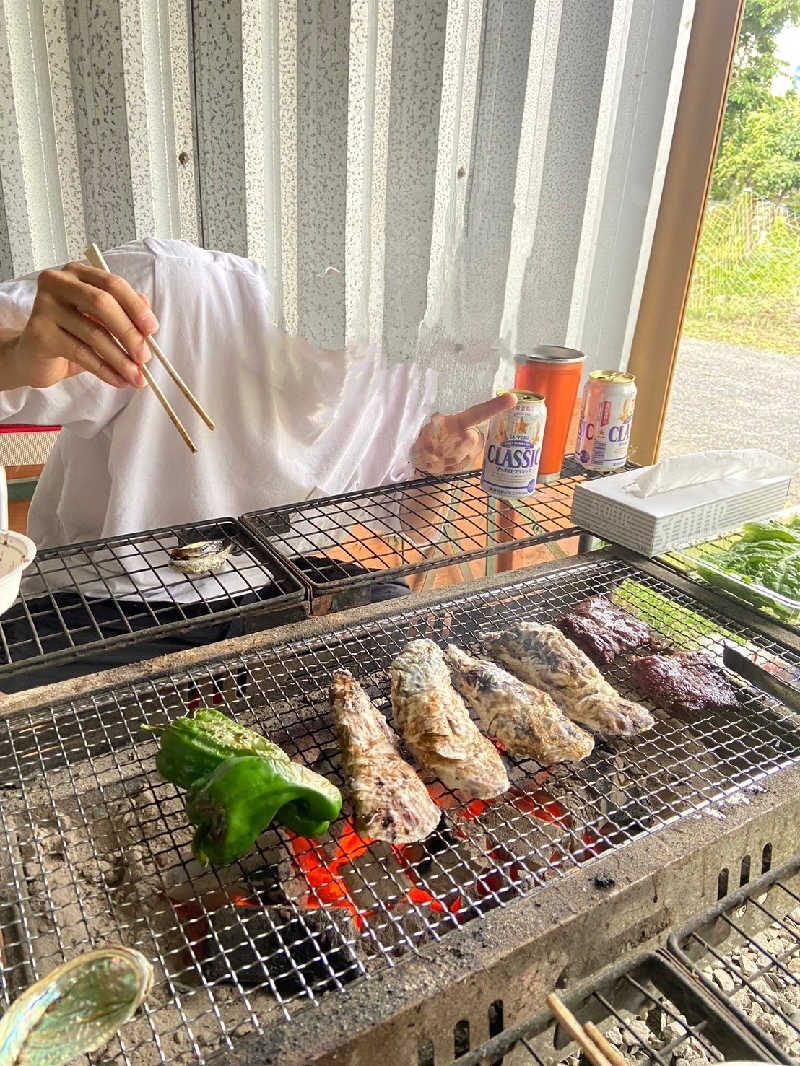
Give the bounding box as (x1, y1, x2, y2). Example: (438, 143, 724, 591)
(714, 91, 800, 208)
(711, 0, 800, 202)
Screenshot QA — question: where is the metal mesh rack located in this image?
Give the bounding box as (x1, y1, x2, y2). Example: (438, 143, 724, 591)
(450, 952, 770, 1066)
(669, 854, 800, 1063)
(0, 518, 305, 681)
(242, 457, 606, 598)
(1, 556, 799, 1065)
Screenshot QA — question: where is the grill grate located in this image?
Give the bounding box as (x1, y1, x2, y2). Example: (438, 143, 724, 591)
(1, 556, 799, 1065)
(454, 953, 770, 1066)
(241, 458, 612, 597)
(669, 854, 800, 1063)
(0, 518, 305, 681)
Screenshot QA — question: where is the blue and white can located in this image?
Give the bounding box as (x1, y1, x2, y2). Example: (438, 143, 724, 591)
(480, 390, 547, 499)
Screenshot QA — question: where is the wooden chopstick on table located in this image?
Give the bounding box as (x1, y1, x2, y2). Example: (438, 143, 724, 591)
(546, 993, 631, 1066)
(85, 244, 215, 453)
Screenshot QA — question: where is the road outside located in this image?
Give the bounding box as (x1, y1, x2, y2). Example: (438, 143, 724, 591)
(659, 336, 799, 503)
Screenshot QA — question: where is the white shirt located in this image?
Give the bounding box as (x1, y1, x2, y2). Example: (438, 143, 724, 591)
(0, 239, 436, 554)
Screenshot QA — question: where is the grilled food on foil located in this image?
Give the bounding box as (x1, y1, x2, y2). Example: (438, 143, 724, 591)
(482, 622, 654, 737)
(390, 639, 510, 799)
(330, 669, 441, 844)
(169, 538, 233, 575)
(630, 651, 741, 721)
(558, 595, 652, 665)
(0, 946, 153, 1066)
(445, 644, 594, 764)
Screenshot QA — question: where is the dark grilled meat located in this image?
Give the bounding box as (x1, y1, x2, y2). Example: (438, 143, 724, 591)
(558, 596, 652, 665)
(629, 652, 741, 721)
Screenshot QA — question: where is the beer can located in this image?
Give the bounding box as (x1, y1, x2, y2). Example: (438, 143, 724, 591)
(513, 346, 585, 484)
(480, 390, 547, 499)
(576, 371, 637, 472)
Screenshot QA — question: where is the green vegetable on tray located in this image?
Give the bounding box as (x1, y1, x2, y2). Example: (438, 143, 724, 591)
(147, 709, 342, 867)
(689, 514, 800, 622)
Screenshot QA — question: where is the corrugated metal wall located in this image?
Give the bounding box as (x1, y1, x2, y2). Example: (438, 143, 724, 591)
(0, 0, 694, 411)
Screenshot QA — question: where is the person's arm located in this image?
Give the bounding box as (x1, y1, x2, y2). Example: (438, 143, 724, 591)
(398, 393, 517, 542)
(0, 261, 158, 392)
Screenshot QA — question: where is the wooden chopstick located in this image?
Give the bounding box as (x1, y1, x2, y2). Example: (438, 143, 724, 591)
(585, 1021, 631, 1066)
(547, 993, 631, 1066)
(84, 244, 213, 451)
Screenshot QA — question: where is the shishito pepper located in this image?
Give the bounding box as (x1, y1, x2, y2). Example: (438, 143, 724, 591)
(147, 709, 342, 866)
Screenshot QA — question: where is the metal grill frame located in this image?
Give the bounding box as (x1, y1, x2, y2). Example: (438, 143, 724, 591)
(3, 551, 800, 1066)
(0, 517, 305, 681)
(242, 458, 621, 599)
(668, 853, 800, 1064)
(450, 951, 771, 1066)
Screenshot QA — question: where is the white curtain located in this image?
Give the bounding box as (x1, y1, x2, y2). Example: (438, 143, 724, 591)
(0, 0, 694, 412)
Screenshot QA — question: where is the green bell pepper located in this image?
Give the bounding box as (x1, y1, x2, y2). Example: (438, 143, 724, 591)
(146, 707, 291, 788)
(146, 709, 342, 866)
(186, 755, 342, 866)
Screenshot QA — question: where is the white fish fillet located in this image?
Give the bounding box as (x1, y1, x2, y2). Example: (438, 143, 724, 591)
(330, 670, 441, 844)
(390, 639, 509, 800)
(482, 622, 654, 737)
(445, 644, 594, 763)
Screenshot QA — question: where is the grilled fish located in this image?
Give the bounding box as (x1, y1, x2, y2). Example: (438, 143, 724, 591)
(482, 622, 654, 737)
(331, 670, 441, 844)
(445, 644, 594, 764)
(390, 639, 509, 799)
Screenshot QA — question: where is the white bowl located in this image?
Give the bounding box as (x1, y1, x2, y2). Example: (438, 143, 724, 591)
(0, 531, 36, 616)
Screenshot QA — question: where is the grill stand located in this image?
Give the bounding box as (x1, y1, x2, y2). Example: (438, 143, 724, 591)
(2, 548, 799, 1066)
(205, 765, 800, 1066)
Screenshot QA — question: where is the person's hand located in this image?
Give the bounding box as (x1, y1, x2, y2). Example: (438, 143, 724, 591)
(410, 392, 517, 475)
(5, 261, 158, 390)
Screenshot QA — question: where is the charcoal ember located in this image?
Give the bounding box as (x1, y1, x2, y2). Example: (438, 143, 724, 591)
(558, 596, 652, 665)
(630, 652, 741, 721)
(205, 904, 361, 997)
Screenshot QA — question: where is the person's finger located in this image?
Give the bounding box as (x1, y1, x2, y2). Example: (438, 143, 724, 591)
(450, 392, 516, 432)
(42, 265, 155, 363)
(54, 307, 144, 387)
(55, 326, 130, 388)
(63, 262, 159, 336)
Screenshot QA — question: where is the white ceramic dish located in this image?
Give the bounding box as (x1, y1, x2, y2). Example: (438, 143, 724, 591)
(0, 531, 36, 616)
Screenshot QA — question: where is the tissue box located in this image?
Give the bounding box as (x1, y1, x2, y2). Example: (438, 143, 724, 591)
(572, 467, 791, 556)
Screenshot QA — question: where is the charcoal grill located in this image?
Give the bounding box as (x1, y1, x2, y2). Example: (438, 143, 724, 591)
(0, 517, 305, 683)
(450, 950, 771, 1066)
(2, 551, 800, 1066)
(241, 458, 614, 602)
(669, 853, 800, 1062)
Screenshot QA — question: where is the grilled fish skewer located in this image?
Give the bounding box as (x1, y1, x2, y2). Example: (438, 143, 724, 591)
(482, 622, 654, 737)
(445, 644, 594, 763)
(390, 639, 509, 800)
(331, 670, 440, 844)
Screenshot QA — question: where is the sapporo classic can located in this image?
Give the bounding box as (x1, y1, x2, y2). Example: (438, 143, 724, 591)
(576, 371, 637, 471)
(480, 390, 547, 498)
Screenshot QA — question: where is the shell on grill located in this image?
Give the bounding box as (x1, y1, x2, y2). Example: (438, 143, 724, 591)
(0, 946, 153, 1066)
(169, 538, 233, 575)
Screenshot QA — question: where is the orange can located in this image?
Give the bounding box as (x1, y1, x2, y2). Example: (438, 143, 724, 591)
(513, 346, 585, 483)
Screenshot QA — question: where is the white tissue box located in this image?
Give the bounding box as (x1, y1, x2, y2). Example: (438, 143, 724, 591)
(572, 467, 791, 556)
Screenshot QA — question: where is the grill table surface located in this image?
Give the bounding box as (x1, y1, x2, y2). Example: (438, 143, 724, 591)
(242, 457, 620, 599)
(0, 518, 304, 681)
(2, 554, 800, 1065)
